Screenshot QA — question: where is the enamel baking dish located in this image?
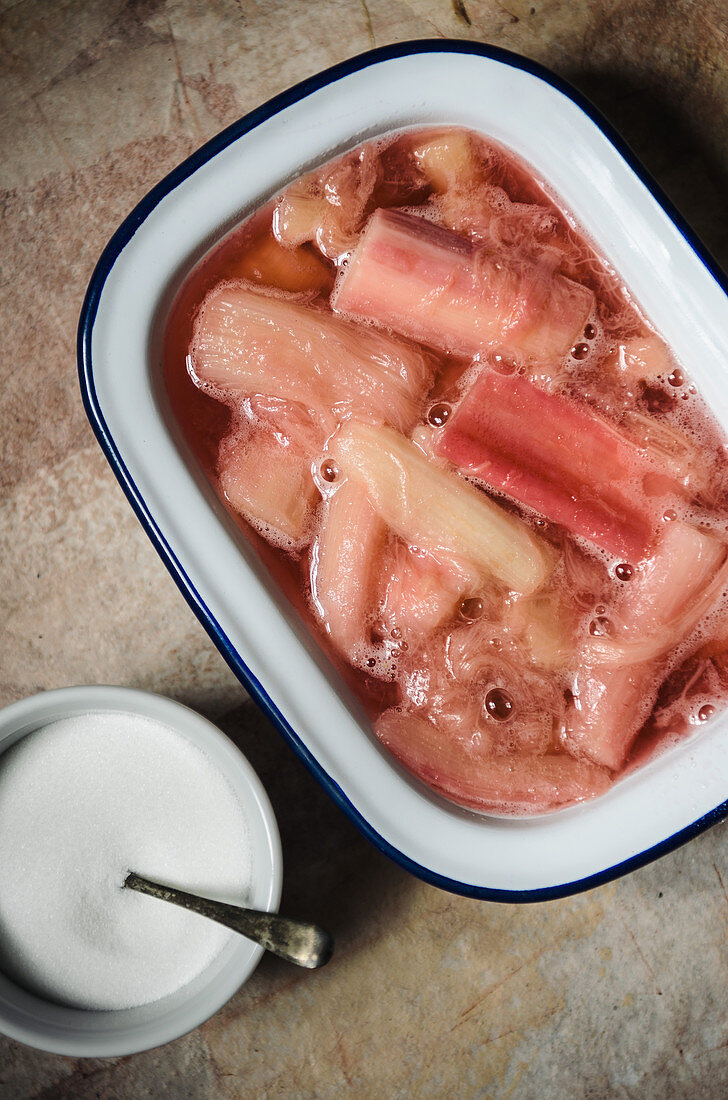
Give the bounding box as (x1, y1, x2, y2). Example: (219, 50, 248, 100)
(78, 41, 728, 900)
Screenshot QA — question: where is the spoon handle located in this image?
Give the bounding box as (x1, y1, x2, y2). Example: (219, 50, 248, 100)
(125, 872, 333, 969)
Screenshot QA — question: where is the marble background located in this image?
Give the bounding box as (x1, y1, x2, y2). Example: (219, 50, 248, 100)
(2, 1, 728, 1096)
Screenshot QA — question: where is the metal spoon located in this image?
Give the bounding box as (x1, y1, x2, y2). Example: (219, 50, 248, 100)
(124, 872, 333, 969)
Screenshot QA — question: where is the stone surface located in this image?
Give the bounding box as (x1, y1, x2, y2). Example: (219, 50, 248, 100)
(2, 1, 728, 1096)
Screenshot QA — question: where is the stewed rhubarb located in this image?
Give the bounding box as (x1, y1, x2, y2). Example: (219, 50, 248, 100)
(436, 368, 663, 560)
(190, 282, 433, 434)
(332, 208, 594, 363)
(164, 125, 728, 816)
(565, 521, 728, 770)
(376, 711, 612, 814)
(331, 422, 553, 595)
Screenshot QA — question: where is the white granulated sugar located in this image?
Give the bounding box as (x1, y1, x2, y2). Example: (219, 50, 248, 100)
(0, 711, 253, 1011)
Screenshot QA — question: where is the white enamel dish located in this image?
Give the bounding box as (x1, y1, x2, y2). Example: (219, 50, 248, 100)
(78, 42, 728, 901)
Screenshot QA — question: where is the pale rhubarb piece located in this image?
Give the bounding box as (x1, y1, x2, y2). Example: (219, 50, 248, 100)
(219, 431, 316, 544)
(438, 369, 660, 560)
(620, 408, 710, 495)
(505, 591, 580, 671)
(379, 543, 467, 640)
(246, 395, 325, 456)
(226, 230, 332, 294)
(273, 182, 328, 248)
(190, 283, 433, 433)
(412, 130, 480, 193)
(375, 710, 611, 813)
(331, 422, 553, 596)
(612, 337, 672, 383)
(566, 521, 728, 770)
(332, 208, 594, 362)
(566, 663, 649, 772)
(310, 480, 386, 667)
(618, 521, 727, 644)
(273, 146, 378, 261)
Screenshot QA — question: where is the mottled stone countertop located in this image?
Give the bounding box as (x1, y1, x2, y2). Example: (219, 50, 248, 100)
(2, 2, 728, 1097)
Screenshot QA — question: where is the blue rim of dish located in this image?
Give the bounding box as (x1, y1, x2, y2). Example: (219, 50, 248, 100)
(78, 38, 728, 902)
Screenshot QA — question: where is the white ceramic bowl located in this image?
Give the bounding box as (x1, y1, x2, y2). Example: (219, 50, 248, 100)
(78, 42, 728, 901)
(0, 686, 282, 1056)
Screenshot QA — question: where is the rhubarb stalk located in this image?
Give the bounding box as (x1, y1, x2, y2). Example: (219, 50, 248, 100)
(376, 710, 611, 813)
(566, 521, 728, 770)
(190, 282, 433, 433)
(331, 422, 553, 596)
(438, 368, 663, 560)
(332, 208, 594, 362)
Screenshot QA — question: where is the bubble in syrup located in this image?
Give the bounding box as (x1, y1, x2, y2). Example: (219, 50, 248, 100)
(427, 402, 451, 426)
(595, 604, 606, 616)
(571, 342, 590, 360)
(321, 460, 338, 482)
(698, 704, 715, 722)
(663, 508, 678, 522)
(366, 658, 376, 668)
(589, 617, 613, 637)
(459, 597, 484, 621)
(484, 687, 514, 722)
(534, 518, 547, 529)
(391, 627, 403, 640)
(491, 351, 518, 375)
(584, 323, 598, 340)
(615, 562, 634, 581)
(668, 369, 684, 387)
